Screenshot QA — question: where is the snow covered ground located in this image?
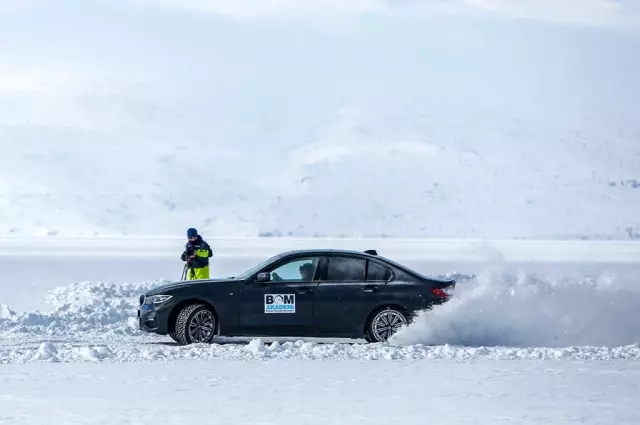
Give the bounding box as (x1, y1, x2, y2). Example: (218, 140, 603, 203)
(3, 360, 640, 425)
(1, 238, 639, 423)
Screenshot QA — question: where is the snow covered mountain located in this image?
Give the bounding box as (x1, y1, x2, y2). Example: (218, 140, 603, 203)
(1, 1, 639, 239)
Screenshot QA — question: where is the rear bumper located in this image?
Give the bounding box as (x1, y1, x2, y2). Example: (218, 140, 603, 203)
(138, 303, 171, 335)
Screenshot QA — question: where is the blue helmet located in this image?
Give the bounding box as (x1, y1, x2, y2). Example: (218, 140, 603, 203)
(187, 228, 198, 238)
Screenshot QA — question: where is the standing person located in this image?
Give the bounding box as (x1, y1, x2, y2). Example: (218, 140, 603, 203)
(181, 228, 213, 280)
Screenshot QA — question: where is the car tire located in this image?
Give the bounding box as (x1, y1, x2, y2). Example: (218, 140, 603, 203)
(168, 331, 179, 343)
(173, 303, 217, 345)
(364, 306, 408, 343)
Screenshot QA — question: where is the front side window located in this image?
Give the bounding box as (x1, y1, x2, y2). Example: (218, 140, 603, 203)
(235, 252, 288, 280)
(268, 257, 320, 282)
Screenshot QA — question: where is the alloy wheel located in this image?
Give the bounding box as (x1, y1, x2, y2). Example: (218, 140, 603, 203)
(371, 308, 407, 342)
(188, 310, 215, 343)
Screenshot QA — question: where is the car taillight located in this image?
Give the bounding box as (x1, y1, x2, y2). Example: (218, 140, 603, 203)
(431, 288, 448, 298)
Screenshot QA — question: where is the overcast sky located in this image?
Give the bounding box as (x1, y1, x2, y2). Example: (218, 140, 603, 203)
(1, 0, 638, 144)
(2, 0, 638, 85)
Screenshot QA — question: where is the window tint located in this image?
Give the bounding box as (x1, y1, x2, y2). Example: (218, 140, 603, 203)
(327, 257, 366, 281)
(366, 261, 391, 281)
(268, 257, 319, 282)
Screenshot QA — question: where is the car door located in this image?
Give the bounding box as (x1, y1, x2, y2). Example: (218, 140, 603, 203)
(238, 255, 321, 337)
(313, 255, 392, 335)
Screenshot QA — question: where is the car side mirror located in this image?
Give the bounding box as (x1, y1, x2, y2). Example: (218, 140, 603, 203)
(256, 272, 271, 282)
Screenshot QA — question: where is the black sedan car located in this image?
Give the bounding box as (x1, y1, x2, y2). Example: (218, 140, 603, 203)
(138, 249, 455, 345)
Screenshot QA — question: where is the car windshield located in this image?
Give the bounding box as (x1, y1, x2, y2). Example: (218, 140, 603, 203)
(233, 252, 287, 280)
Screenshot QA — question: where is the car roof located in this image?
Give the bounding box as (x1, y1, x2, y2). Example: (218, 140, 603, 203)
(278, 248, 452, 283)
(280, 248, 407, 271)
(281, 248, 378, 257)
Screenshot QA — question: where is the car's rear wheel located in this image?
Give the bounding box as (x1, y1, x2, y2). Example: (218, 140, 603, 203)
(174, 303, 217, 345)
(365, 306, 407, 343)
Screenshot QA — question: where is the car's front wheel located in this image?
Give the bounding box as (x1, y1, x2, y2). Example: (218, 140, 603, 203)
(365, 306, 408, 343)
(173, 303, 217, 345)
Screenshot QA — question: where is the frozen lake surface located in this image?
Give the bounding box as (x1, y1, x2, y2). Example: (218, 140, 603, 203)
(1, 237, 639, 424)
(2, 360, 640, 425)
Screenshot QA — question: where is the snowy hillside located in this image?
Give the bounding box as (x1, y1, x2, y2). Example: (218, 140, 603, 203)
(1, 1, 639, 239)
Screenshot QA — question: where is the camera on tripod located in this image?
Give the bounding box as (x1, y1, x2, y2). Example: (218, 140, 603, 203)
(181, 245, 197, 263)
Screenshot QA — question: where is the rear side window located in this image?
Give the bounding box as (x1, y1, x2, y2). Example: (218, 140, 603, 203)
(366, 261, 392, 281)
(326, 257, 366, 281)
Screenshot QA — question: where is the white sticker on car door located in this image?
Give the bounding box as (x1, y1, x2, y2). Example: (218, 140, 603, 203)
(264, 294, 295, 313)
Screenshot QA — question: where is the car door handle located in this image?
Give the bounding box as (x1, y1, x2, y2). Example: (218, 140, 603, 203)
(296, 289, 313, 294)
(362, 286, 379, 293)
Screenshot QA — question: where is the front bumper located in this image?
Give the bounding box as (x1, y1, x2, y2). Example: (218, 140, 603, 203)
(137, 301, 171, 335)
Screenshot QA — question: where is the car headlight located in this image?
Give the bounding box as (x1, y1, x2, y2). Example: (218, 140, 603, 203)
(145, 294, 173, 304)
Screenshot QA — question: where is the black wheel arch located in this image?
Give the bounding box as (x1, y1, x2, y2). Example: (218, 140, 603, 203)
(168, 299, 219, 334)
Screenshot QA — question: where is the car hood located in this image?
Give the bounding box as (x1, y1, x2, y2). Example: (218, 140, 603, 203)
(145, 278, 238, 295)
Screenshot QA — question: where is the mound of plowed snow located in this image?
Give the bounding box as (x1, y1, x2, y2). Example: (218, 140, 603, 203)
(0, 280, 162, 338)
